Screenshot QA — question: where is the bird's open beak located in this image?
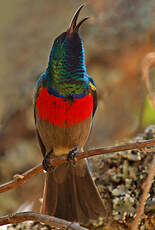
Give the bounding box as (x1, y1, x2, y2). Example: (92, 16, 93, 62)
(67, 4, 89, 36)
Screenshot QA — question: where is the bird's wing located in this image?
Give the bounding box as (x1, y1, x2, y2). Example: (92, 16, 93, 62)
(33, 73, 46, 104)
(33, 74, 46, 156)
(88, 76, 98, 117)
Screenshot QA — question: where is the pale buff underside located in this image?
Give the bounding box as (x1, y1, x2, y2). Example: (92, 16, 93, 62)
(36, 115, 92, 156)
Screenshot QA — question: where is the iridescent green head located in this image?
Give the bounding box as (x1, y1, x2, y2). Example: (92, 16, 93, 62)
(46, 5, 89, 95)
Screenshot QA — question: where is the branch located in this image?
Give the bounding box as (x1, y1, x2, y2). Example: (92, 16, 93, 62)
(131, 154, 155, 230)
(0, 164, 42, 193)
(0, 211, 87, 230)
(142, 52, 155, 107)
(129, 52, 155, 230)
(0, 138, 155, 193)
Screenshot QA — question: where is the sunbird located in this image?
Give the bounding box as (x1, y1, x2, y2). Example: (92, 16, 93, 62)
(33, 5, 105, 223)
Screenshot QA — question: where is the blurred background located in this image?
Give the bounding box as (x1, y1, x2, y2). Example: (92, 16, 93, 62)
(0, 0, 154, 215)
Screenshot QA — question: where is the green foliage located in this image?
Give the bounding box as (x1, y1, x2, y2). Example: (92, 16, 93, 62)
(142, 95, 155, 126)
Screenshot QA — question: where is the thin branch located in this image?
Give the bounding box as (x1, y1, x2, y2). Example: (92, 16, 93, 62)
(131, 154, 155, 230)
(0, 164, 42, 193)
(0, 139, 155, 194)
(130, 54, 155, 230)
(142, 52, 155, 107)
(0, 211, 87, 230)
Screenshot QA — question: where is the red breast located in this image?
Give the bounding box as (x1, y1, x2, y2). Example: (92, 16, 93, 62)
(36, 88, 93, 128)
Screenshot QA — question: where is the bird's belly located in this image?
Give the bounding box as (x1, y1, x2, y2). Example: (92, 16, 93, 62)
(35, 88, 93, 155)
(36, 116, 92, 155)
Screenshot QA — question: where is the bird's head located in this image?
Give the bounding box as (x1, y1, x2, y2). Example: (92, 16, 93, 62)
(48, 5, 89, 75)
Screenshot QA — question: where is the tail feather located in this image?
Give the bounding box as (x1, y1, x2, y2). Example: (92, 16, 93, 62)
(41, 159, 105, 223)
(74, 165, 105, 219)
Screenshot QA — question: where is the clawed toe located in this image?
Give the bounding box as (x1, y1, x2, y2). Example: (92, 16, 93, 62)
(67, 147, 78, 165)
(42, 151, 55, 172)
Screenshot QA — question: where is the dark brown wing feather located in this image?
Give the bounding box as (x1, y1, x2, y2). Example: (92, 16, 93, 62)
(36, 126, 46, 156)
(88, 77, 98, 117)
(92, 88, 97, 117)
(33, 76, 46, 157)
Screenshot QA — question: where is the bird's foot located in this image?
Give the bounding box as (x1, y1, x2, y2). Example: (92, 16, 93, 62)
(67, 147, 78, 166)
(42, 151, 55, 172)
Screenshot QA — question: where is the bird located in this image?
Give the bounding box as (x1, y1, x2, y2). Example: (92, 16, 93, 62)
(33, 4, 105, 224)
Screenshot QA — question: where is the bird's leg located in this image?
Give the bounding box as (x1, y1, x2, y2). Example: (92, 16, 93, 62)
(67, 147, 78, 166)
(42, 150, 55, 172)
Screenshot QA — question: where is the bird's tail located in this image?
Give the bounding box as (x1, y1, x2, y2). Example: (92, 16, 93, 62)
(41, 159, 105, 223)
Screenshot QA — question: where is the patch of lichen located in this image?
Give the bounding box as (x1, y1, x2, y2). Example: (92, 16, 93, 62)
(86, 125, 155, 229)
(7, 221, 59, 230)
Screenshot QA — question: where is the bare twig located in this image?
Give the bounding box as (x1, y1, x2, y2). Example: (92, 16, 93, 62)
(131, 154, 155, 230)
(0, 164, 42, 193)
(0, 211, 87, 230)
(130, 52, 155, 230)
(142, 52, 155, 107)
(0, 139, 155, 194)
